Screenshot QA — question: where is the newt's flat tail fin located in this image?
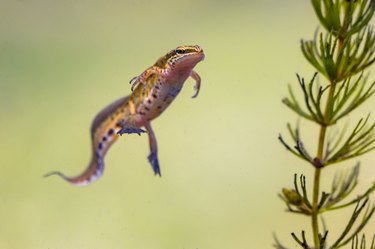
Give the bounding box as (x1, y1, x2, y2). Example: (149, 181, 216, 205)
(44, 155, 105, 186)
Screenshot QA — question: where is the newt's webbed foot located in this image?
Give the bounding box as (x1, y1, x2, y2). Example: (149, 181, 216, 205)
(148, 152, 161, 176)
(117, 127, 146, 136)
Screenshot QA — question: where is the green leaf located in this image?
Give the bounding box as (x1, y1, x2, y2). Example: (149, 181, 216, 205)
(331, 199, 375, 248)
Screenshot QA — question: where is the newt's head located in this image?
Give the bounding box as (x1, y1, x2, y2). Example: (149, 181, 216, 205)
(155, 45, 205, 70)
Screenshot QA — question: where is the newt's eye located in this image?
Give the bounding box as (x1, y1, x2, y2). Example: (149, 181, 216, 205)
(175, 48, 186, 54)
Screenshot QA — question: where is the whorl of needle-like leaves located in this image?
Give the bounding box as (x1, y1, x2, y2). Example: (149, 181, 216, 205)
(276, 1, 375, 248)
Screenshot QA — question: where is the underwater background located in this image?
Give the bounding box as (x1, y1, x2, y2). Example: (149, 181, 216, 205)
(0, 0, 374, 248)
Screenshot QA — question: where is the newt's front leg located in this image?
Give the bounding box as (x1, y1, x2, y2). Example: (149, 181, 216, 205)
(190, 70, 201, 98)
(145, 122, 161, 176)
(130, 66, 165, 92)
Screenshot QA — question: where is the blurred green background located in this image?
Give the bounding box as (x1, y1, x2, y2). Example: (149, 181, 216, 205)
(0, 0, 374, 248)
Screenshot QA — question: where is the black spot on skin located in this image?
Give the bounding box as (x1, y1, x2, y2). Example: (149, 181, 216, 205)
(155, 85, 160, 90)
(152, 94, 157, 98)
(157, 106, 162, 109)
(147, 99, 152, 104)
(145, 106, 150, 111)
(108, 129, 114, 136)
(139, 111, 146, 115)
(98, 142, 103, 150)
(102, 136, 107, 142)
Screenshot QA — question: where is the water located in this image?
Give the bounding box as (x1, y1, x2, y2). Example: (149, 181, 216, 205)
(0, 1, 374, 248)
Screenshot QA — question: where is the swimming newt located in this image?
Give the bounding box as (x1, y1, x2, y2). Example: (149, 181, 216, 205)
(45, 45, 205, 186)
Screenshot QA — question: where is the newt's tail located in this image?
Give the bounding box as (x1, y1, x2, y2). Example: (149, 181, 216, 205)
(43, 153, 107, 186)
(45, 96, 129, 186)
(44, 127, 120, 186)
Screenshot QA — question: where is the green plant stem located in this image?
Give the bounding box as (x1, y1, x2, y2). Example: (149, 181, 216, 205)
(312, 128, 324, 247)
(312, 81, 337, 248)
(311, 28, 347, 246)
(312, 137, 324, 247)
(312, 168, 322, 247)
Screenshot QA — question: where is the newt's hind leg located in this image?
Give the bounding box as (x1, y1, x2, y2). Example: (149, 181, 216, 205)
(116, 119, 146, 136)
(145, 122, 161, 176)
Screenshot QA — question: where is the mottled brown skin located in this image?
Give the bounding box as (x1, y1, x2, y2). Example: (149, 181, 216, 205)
(45, 45, 205, 186)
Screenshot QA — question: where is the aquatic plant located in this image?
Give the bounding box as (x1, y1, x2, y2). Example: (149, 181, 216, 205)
(276, 1, 375, 248)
